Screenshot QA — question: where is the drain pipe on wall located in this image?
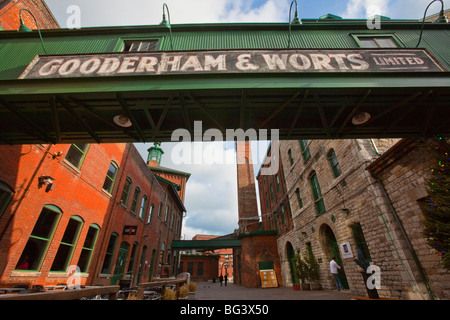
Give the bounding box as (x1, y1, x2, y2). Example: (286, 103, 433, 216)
(372, 173, 435, 300)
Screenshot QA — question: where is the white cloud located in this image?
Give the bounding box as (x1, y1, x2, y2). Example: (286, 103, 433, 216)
(340, 0, 449, 19)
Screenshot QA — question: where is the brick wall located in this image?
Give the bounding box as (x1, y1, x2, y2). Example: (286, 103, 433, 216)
(0, 143, 185, 288)
(0, 0, 59, 30)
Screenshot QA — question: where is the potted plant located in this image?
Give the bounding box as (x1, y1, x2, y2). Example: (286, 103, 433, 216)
(188, 281, 197, 300)
(162, 287, 176, 300)
(294, 253, 310, 291)
(178, 283, 189, 300)
(305, 247, 321, 290)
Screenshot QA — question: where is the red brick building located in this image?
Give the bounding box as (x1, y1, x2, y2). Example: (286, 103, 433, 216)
(0, 0, 59, 30)
(0, 143, 186, 288)
(256, 142, 293, 235)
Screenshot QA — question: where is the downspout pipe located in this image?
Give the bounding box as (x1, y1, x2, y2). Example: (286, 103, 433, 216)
(372, 173, 435, 300)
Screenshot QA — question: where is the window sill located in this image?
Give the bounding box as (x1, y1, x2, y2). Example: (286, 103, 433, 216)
(11, 271, 41, 277)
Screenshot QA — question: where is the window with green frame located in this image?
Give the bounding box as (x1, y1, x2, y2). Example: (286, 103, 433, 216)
(270, 185, 275, 201)
(0, 181, 14, 219)
(139, 195, 147, 220)
(50, 215, 84, 272)
(310, 172, 326, 215)
(328, 149, 342, 178)
(102, 161, 118, 194)
(288, 149, 294, 165)
(15, 205, 62, 271)
(158, 202, 163, 218)
(147, 203, 154, 224)
(77, 224, 100, 273)
(295, 188, 303, 209)
(352, 223, 372, 261)
(127, 242, 138, 275)
(165, 206, 170, 223)
(101, 232, 118, 274)
(275, 175, 281, 193)
(299, 140, 311, 162)
(130, 187, 141, 213)
(353, 34, 400, 48)
(65, 144, 89, 169)
(120, 177, 132, 206)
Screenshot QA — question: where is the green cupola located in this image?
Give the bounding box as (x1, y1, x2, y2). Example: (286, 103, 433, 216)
(147, 142, 164, 167)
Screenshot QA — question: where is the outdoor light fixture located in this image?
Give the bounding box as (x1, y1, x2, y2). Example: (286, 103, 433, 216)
(113, 114, 132, 128)
(351, 112, 371, 125)
(18, 8, 48, 54)
(416, 0, 448, 47)
(160, 3, 174, 51)
(341, 208, 350, 215)
(38, 176, 55, 192)
(288, 0, 301, 49)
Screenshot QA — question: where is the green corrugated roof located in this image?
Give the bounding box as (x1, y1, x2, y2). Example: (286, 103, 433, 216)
(0, 20, 449, 80)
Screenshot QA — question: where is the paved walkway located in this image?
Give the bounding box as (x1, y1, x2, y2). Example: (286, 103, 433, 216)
(195, 282, 354, 300)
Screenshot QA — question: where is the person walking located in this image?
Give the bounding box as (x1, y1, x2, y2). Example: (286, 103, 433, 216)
(224, 274, 228, 286)
(330, 257, 343, 291)
(219, 274, 223, 287)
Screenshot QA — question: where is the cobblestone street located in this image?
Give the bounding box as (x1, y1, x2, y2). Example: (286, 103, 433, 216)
(195, 282, 354, 300)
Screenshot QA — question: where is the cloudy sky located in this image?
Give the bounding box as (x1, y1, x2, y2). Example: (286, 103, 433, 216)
(43, 0, 448, 240)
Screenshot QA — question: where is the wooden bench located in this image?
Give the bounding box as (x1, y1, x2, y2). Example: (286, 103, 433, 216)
(0, 285, 120, 300)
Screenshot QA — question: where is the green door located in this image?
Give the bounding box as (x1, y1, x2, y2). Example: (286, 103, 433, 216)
(111, 242, 129, 285)
(329, 236, 349, 290)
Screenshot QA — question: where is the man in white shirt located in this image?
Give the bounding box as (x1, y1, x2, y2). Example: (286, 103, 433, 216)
(330, 257, 343, 291)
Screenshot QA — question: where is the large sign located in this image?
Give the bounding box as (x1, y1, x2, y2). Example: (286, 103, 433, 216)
(19, 49, 444, 79)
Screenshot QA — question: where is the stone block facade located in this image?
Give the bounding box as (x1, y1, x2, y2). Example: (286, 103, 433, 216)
(271, 138, 450, 299)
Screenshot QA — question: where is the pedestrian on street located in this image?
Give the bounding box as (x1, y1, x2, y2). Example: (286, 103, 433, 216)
(224, 274, 228, 286)
(219, 274, 223, 287)
(330, 257, 343, 291)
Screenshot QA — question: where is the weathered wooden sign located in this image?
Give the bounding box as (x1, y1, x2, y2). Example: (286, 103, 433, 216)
(19, 49, 444, 79)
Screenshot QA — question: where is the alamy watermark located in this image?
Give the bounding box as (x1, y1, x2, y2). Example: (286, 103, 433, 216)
(366, 265, 381, 290)
(171, 121, 280, 176)
(66, 5, 81, 29)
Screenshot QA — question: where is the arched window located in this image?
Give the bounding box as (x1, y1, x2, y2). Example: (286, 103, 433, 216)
(299, 140, 311, 161)
(131, 187, 141, 213)
(51, 215, 84, 272)
(120, 177, 132, 206)
(288, 149, 294, 165)
(328, 149, 342, 178)
(78, 224, 100, 273)
(101, 232, 118, 274)
(102, 161, 118, 194)
(16, 205, 62, 271)
(139, 195, 147, 220)
(310, 172, 326, 215)
(147, 203, 154, 224)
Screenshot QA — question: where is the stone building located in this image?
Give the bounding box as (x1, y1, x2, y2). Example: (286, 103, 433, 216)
(272, 138, 450, 299)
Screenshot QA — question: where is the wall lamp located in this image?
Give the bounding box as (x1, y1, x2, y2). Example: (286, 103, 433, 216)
(38, 176, 55, 192)
(18, 8, 48, 54)
(160, 3, 174, 51)
(416, 0, 448, 47)
(288, 0, 301, 49)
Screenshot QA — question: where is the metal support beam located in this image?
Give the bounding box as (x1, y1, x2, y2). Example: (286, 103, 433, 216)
(337, 90, 371, 136)
(314, 94, 331, 138)
(50, 96, 61, 144)
(151, 95, 173, 142)
(0, 97, 55, 144)
(56, 96, 101, 144)
(187, 92, 225, 133)
(287, 90, 308, 139)
(116, 94, 146, 142)
(259, 91, 301, 130)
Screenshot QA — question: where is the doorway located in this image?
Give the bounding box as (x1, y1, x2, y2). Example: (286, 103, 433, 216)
(286, 242, 298, 284)
(111, 241, 129, 285)
(320, 224, 349, 290)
